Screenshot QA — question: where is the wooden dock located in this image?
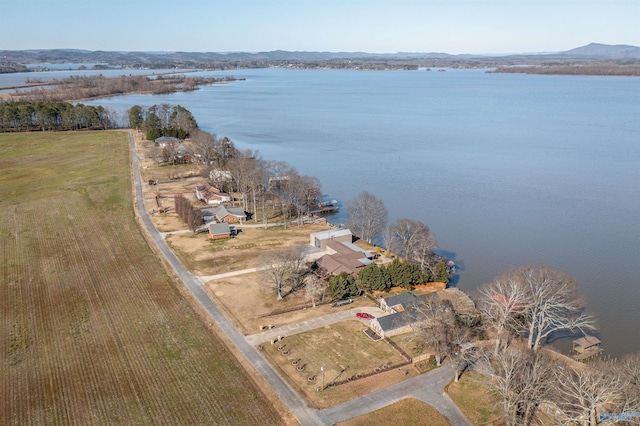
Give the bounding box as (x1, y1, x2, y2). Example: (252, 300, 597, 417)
(571, 335, 603, 362)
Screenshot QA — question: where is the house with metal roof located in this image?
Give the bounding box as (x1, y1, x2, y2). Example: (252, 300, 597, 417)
(309, 228, 353, 250)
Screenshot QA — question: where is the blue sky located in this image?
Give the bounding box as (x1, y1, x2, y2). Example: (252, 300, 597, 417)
(1, 0, 638, 54)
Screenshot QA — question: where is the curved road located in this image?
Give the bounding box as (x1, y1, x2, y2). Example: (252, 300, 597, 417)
(126, 131, 471, 426)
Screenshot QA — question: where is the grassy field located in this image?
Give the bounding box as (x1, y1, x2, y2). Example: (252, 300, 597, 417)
(337, 398, 450, 426)
(446, 371, 505, 425)
(0, 132, 284, 425)
(261, 320, 417, 408)
(166, 223, 331, 276)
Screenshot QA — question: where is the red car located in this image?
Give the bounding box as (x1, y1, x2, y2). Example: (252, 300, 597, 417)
(356, 312, 374, 319)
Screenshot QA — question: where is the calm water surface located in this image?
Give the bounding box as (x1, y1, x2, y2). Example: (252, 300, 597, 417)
(71, 69, 639, 356)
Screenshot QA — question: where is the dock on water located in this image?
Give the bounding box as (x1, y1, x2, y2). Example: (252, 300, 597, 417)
(571, 335, 603, 362)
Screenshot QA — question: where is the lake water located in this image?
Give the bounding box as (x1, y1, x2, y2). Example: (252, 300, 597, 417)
(10, 68, 638, 357)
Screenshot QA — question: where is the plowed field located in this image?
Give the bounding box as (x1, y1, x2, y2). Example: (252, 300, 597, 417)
(0, 132, 283, 425)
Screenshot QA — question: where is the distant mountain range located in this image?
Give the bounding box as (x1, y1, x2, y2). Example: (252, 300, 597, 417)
(1, 43, 637, 62)
(0, 49, 461, 64)
(1, 43, 638, 72)
(563, 43, 640, 58)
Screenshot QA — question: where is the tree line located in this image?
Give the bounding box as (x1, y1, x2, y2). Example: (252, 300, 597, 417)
(129, 104, 198, 141)
(174, 195, 205, 232)
(0, 100, 116, 132)
(5, 74, 240, 103)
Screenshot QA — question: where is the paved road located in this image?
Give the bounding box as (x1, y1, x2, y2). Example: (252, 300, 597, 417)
(127, 131, 472, 426)
(128, 132, 324, 425)
(319, 364, 473, 426)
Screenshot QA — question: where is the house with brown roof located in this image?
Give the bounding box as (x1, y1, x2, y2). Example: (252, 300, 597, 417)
(316, 240, 373, 276)
(195, 183, 232, 206)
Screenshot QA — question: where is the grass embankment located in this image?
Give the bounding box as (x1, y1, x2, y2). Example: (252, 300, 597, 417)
(0, 132, 283, 425)
(337, 398, 450, 426)
(446, 371, 505, 425)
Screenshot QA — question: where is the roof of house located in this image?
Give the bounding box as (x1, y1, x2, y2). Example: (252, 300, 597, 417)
(318, 251, 370, 275)
(209, 222, 230, 236)
(340, 241, 373, 257)
(196, 183, 231, 201)
(212, 205, 246, 219)
(155, 136, 180, 143)
(573, 335, 601, 348)
(317, 240, 371, 275)
(326, 240, 355, 255)
(310, 228, 353, 241)
(375, 310, 423, 332)
(383, 292, 418, 309)
(383, 291, 441, 311)
(376, 293, 443, 332)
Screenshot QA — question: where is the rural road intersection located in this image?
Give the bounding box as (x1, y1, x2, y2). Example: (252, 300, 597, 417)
(127, 131, 472, 426)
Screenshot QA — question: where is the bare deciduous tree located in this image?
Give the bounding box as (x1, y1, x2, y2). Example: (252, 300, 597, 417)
(554, 364, 624, 425)
(518, 265, 595, 351)
(449, 326, 477, 382)
(609, 353, 640, 415)
(191, 129, 218, 165)
(259, 246, 308, 300)
(385, 219, 437, 270)
(479, 273, 531, 355)
(292, 174, 321, 223)
(476, 347, 556, 426)
(409, 298, 456, 366)
(346, 191, 388, 244)
(268, 161, 298, 228)
(304, 274, 327, 308)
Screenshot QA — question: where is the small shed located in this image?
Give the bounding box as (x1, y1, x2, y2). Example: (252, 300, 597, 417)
(571, 336, 602, 362)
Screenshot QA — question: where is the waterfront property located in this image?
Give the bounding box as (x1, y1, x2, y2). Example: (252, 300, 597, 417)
(370, 292, 441, 338)
(316, 240, 373, 275)
(571, 336, 603, 362)
(310, 228, 353, 249)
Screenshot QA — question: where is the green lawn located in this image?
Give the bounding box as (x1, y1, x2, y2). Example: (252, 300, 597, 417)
(338, 398, 450, 426)
(446, 371, 505, 425)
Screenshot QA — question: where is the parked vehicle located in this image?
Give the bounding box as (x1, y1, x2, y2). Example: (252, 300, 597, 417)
(332, 298, 353, 307)
(356, 312, 374, 319)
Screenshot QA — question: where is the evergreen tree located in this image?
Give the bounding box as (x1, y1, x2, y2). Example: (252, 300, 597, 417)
(387, 258, 413, 289)
(434, 260, 449, 284)
(328, 272, 358, 299)
(128, 105, 143, 130)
